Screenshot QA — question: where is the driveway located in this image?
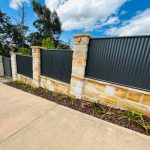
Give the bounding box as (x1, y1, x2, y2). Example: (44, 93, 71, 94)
(0, 83, 150, 150)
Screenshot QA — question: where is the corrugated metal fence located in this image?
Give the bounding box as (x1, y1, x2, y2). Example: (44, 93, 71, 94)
(2, 57, 12, 77)
(85, 36, 150, 91)
(41, 49, 73, 83)
(16, 55, 33, 78)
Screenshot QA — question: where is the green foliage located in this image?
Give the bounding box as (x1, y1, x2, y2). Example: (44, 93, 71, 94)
(70, 95, 76, 104)
(82, 100, 108, 115)
(125, 110, 148, 129)
(28, 1, 61, 46)
(42, 38, 55, 49)
(90, 100, 103, 111)
(0, 9, 28, 50)
(11, 80, 25, 85)
(52, 91, 67, 101)
(11, 80, 37, 92)
(30, 85, 37, 92)
(19, 47, 29, 55)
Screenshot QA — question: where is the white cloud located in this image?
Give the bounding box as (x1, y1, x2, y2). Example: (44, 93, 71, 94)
(101, 16, 119, 26)
(105, 9, 150, 36)
(83, 16, 120, 32)
(9, 0, 30, 10)
(45, 0, 127, 31)
(45, 0, 66, 11)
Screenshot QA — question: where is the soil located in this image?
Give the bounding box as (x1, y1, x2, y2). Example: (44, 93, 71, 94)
(6, 81, 150, 136)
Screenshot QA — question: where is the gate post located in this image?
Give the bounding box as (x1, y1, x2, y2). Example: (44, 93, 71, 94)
(31, 46, 41, 87)
(70, 34, 91, 99)
(0, 56, 4, 76)
(10, 52, 17, 81)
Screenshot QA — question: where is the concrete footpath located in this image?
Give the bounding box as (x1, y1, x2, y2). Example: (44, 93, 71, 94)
(0, 83, 150, 150)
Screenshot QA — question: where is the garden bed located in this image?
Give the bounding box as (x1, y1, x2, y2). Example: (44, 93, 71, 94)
(6, 81, 150, 136)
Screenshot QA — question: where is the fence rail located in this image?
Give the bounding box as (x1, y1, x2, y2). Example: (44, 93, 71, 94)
(16, 55, 33, 78)
(85, 36, 150, 91)
(41, 49, 73, 83)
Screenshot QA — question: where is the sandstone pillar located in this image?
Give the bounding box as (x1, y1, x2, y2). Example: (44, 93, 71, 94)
(10, 52, 17, 81)
(70, 34, 90, 99)
(31, 46, 41, 87)
(0, 56, 4, 76)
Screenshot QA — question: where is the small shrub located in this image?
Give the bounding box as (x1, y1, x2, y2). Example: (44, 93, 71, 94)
(42, 38, 55, 49)
(52, 91, 67, 101)
(124, 110, 148, 129)
(70, 95, 76, 104)
(11, 80, 25, 85)
(30, 85, 37, 92)
(19, 47, 29, 55)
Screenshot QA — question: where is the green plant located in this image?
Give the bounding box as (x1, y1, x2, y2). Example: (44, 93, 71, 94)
(19, 47, 29, 55)
(30, 85, 37, 92)
(58, 95, 67, 101)
(42, 38, 55, 49)
(52, 91, 67, 101)
(124, 110, 148, 130)
(70, 95, 76, 104)
(91, 100, 100, 109)
(42, 83, 49, 93)
(12, 80, 25, 85)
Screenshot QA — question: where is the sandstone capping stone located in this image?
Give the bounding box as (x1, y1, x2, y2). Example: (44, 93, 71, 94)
(74, 36, 90, 45)
(73, 34, 91, 38)
(31, 46, 41, 49)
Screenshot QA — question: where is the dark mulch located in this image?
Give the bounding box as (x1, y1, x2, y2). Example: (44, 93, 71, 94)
(6, 81, 150, 136)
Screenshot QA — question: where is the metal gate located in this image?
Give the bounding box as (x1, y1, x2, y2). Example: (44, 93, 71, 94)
(2, 57, 12, 77)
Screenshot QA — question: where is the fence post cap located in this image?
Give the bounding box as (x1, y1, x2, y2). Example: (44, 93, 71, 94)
(73, 34, 91, 38)
(10, 51, 14, 54)
(31, 46, 41, 49)
(10, 51, 17, 55)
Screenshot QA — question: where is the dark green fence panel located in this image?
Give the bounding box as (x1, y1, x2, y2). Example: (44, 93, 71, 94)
(85, 36, 150, 91)
(2, 57, 12, 77)
(16, 55, 33, 78)
(41, 49, 73, 83)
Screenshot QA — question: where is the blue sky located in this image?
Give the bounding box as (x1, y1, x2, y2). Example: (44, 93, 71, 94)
(0, 0, 150, 42)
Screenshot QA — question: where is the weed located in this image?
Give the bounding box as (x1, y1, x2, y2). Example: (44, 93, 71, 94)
(70, 95, 76, 104)
(124, 110, 148, 130)
(52, 91, 60, 97)
(30, 85, 37, 92)
(52, 91, 67, 101)
(12, 80, 25, 85)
